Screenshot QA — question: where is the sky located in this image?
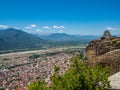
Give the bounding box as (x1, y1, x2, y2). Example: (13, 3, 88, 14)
(0, 0, 120, 35)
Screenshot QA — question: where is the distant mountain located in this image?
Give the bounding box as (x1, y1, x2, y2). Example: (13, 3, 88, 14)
(34, 33, 99, 48)
(35, 33, 99, 42)
(0, 28, 99, 51)
(38, 33, 73, 41)
(0, 28, 47, 50)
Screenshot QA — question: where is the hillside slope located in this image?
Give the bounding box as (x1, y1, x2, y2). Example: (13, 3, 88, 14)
(0, 28, 47, 50)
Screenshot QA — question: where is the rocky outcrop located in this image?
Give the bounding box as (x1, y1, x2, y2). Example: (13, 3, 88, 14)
(86, 30, 120, 75)
(101, 30, 111, 39)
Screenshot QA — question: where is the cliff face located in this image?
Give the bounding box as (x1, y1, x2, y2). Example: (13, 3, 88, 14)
(86, 30, 120, 75)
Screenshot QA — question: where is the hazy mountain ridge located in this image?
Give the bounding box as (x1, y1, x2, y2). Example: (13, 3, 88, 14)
(0, 28, 47, 50)
(0, 28, 99, 51)
(34, 33, 99, 42)
(34, 33, 99, 48)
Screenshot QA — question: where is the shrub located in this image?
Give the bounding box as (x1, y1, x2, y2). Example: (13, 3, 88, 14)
(112, 40, 117, 45)
(54, 65, 60, 72)
(27, 54, 110, 90)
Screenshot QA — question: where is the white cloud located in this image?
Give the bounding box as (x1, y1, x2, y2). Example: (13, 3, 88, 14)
(106, 26, 120, 31)
(53, 25, 65, 29)
(53, 25, 61, 29)
(58, 30, 64, 33)
(24, 24, 37, 29)
(0, 25, 8, 29)
(36, 29, 42, 33)
(42, 26, 51, 29)
(61, 26, 64, 28)
(24, 26, 31, 29)
(106, 26, 115, 30)
(30, 24, 37, 28)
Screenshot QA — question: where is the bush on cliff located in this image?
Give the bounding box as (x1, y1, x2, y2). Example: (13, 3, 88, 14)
(27, 54, 110, 90)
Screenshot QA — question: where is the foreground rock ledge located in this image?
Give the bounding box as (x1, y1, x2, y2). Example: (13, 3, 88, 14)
(108, 72, 120, 89)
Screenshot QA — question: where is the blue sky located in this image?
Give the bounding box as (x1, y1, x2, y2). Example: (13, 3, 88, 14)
(0, 0, 120, 35)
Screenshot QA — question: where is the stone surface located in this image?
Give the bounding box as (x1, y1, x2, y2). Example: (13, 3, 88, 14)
(108, 72, 120, 89)
(86, 30, 120, 74)
(102, 30, 112, 39)
(86, 38, 120, 60)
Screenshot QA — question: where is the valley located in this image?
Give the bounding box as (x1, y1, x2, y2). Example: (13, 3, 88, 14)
(0, 28, 98, 51)
(0, 47, 84, 89)
(0, 0, 120, 89)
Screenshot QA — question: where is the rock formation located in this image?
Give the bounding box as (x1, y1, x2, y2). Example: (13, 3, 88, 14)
(101, 29, 112, 39)
(86, 30, 120, 75)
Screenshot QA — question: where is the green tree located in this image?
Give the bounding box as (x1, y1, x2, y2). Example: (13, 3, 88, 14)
(27, 81, 49, 90)
(27, 54, 110, 90)
(112, 40, 117, 45)
(54, 65, 60, 72)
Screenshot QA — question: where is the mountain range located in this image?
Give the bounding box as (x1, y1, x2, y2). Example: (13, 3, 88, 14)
(0, 28, 99, 51)
(34, 33, 99, 42)
(0, 28, 47, 51)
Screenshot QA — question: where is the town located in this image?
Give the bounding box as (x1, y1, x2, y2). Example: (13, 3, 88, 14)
(0, 48, 83, 89)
